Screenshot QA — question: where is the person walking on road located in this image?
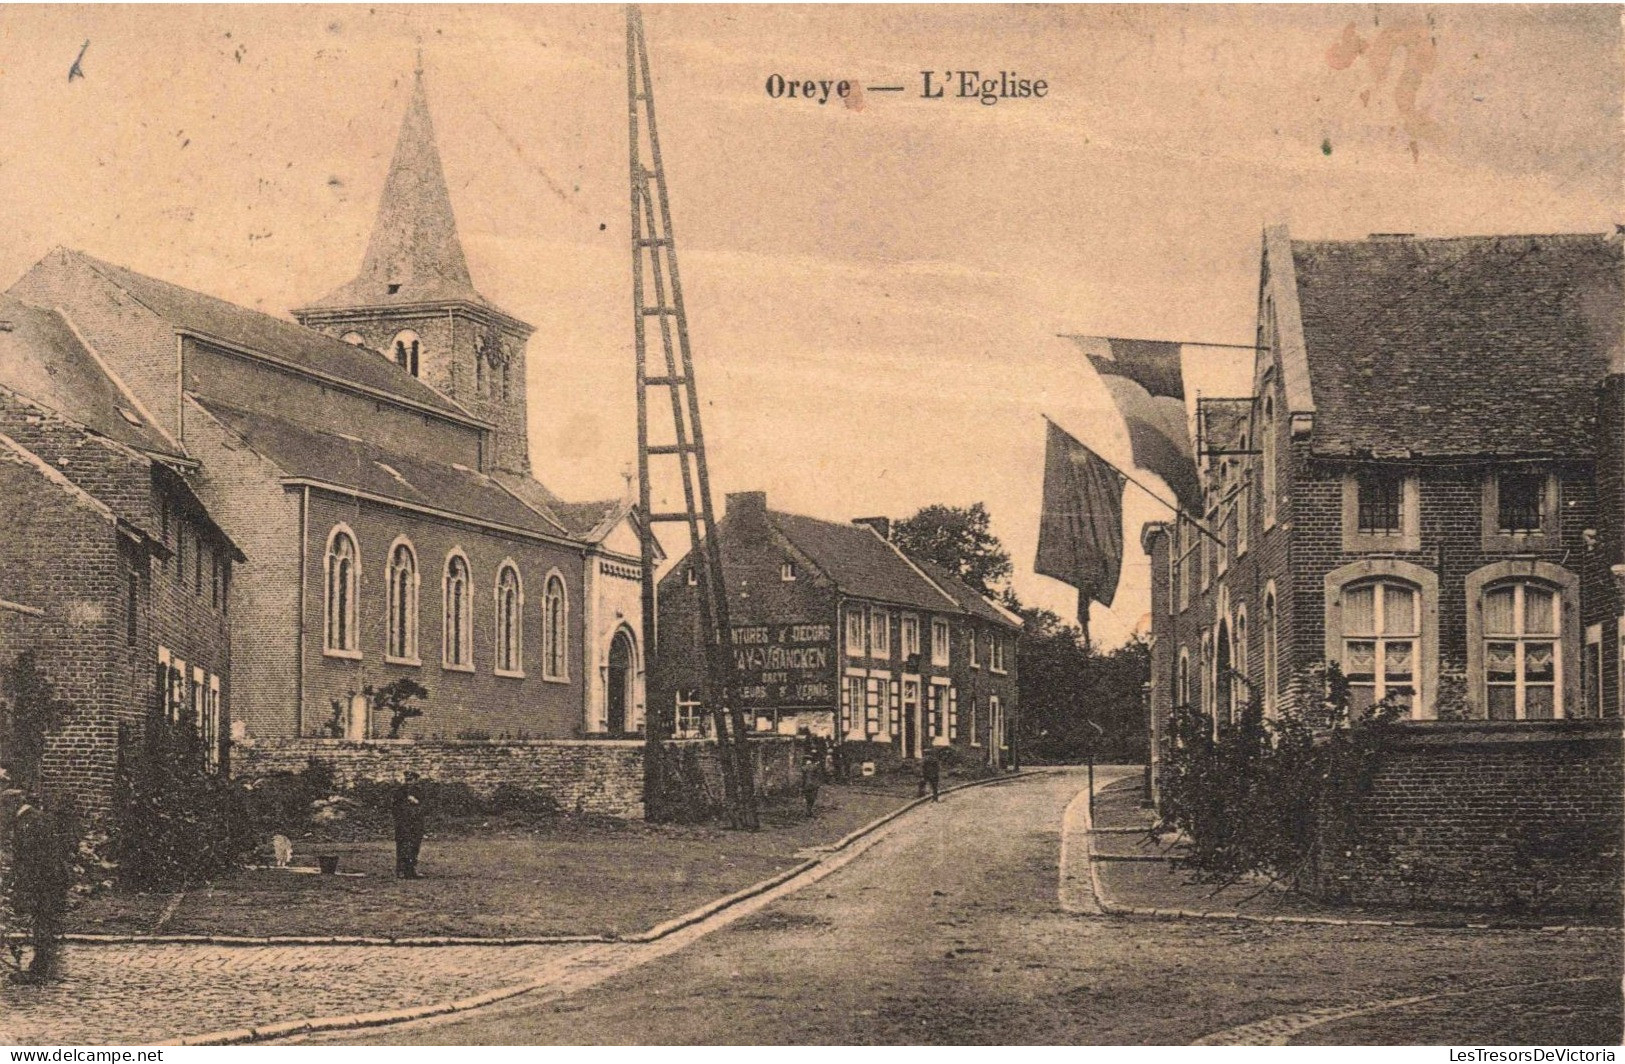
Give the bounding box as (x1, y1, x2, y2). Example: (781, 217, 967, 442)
(391, 771, 426, 879)
(798, 729, 824, 817)
(918, 750, 941, 802)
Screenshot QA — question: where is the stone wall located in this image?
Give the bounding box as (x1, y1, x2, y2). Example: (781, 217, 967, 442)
(1311, 719, 1624, 915)
(232, 735, 800, 819)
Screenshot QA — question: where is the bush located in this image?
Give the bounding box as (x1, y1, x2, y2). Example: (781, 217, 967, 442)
(114, 721, 256, 889)
(1155, 662, 1404, 890)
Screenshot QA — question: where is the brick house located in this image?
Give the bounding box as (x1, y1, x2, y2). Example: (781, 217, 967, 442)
(0, 296, 240, 818)
(653, 491, 1019, 766)
(1142, 227, 1623, 911)
(4, 69, 651, 754)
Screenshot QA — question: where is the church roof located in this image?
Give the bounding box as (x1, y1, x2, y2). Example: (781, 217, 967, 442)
(191, 397, 573, 542)
(50, 249, 477, 425)
(0, 293, 183, 459)
(298, 70, 520, 324)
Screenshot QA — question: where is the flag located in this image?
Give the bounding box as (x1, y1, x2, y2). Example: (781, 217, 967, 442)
(1064, 335, 1200, 511)
(1035, 419, 1125, 609)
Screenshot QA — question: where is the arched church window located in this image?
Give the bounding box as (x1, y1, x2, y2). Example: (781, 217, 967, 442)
(543, 571, 568, 680)
(443, 550, 472, 669)
(341, 332, 367, 348)
(324, 526, 360, 655)
(391, 330, 421, 378)
(494, 562, 524, 676)
(386, 538, 419, 663)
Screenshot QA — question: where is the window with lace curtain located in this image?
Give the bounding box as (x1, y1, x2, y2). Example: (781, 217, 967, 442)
(1483, 582, 1559, 720)
(1342, 580, 1418, 715)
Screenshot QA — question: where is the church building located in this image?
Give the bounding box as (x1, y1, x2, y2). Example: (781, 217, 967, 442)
(6, 68, 652, 747)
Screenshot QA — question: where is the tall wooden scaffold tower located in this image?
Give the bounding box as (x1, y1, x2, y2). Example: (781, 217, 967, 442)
(628, 4, 758, 828)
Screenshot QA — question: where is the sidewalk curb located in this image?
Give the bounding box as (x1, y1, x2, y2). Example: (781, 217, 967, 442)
(1078, 779, 1619, 936)
(166, 768, 1040, 1046)
(53, 771, 1042, 952)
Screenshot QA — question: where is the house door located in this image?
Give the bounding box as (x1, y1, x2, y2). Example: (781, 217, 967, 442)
(901, 678, 921, 758)
(607, 630, 634, 734)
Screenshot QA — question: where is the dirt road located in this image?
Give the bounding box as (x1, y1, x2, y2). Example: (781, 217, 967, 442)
(312, 768, 1619, 1045)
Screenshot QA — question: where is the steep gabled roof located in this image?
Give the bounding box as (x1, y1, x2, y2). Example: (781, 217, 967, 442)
(910, 558, 1022, 630)
(766, 509, 959, 613)
(0, 293, 181, 458)
(53, 249, 477, 424)
(1291, 233, 1621, 458)
(192, 397, 574, 543)
(297, 69, 520, 325)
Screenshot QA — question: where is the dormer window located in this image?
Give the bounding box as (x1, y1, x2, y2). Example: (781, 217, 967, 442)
(391, 330, 421, 377)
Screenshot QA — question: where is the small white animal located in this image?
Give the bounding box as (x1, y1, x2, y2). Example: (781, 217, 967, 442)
(271, 834, 293, 868)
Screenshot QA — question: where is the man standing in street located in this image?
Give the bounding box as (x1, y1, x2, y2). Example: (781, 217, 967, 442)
(391, 771, 425, 879)
(8, 791, 71, 983)
(918, 750, 941, 802)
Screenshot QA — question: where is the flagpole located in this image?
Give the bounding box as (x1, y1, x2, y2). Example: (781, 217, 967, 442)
(1041, 414, 1224, 547)
(1057, 333, 1256, 351)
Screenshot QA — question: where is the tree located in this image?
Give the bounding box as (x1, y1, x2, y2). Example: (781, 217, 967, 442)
(367, 678, 430, 739)
(890, 503, 1012, 596)
(1, 652, 70, 794)
(887, 505, 1150, 764)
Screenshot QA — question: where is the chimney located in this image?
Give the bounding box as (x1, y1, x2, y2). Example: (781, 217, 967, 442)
(725, 490, 767, 516)
(852, 516, 891, 540)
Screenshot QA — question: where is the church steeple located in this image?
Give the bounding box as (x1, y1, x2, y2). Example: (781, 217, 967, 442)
(295, 63, 534, 475)
(306, 65, 487, 311)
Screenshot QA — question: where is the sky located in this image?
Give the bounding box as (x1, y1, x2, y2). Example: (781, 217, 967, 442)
(0, 5, 1617, 645)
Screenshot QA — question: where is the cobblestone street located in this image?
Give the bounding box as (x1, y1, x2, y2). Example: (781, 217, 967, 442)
(0, 941, 583, 1044)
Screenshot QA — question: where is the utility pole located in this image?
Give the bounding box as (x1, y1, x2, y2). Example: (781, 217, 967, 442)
(628, 4, 758, 828)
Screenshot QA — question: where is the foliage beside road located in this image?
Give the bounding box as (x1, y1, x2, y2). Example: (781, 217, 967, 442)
(68, 784, 911, 940)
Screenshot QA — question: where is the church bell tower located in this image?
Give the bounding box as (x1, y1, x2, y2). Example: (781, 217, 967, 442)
(294, 63, 533, 474)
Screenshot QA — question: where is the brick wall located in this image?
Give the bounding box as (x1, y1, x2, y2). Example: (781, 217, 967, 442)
(1311, 719, 1623, 914)
(0, 417, 231, 819)
(299, 490, 588, 741)
(231, 735, 801, 819)
(184, 401, 303, 737)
